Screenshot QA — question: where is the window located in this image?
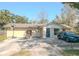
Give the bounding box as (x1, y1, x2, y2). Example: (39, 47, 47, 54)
(54, 28, 60, 35)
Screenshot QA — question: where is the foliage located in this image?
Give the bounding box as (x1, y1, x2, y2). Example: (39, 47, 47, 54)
(38, 19, 48, 24)
(54, 4, 78, 28)
(63, 2, 79, 9)
(0, 9, 12, 24)
(37, 11, 49, 24)
(0, 9, 49, 25)
(0, 9, 12, 29)
(14, 15, 28, 23)
(0, 9, 29, 24)
(62, 3, 79, 32)
(0, 9, 29, 29)
(28, 20, 38, 24)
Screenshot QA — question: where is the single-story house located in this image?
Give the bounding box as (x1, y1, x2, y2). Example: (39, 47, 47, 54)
(4, 23, 71, 38)
(4, 23, 45, 38)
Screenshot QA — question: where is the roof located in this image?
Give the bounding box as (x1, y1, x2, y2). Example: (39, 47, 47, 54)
(60, 24, 72, 29)
(46, 22, 72, 29)
(4, 23, 45, 28)
(46, 22, 63, 28)
(4, 23, 72, 29)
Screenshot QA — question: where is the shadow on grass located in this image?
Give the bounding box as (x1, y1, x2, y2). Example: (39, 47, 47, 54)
(62, 49, 79, 56)
(13, 49, 31, 56)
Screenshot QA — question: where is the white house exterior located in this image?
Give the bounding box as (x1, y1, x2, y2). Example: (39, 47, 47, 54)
(43, 23, 63, 38)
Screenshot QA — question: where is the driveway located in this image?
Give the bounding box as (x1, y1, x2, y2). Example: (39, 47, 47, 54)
(0, 37, 70, 56)
(16, 37, 79, 56)
(17, 37, 63, 56)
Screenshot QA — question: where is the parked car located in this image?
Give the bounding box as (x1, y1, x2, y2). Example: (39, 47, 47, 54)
(57, 31, 79, 42)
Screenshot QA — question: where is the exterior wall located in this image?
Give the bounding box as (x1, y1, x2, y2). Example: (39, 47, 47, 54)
(6, 28, 44, 38)
(50, 28, 54, 38)
(43, 27, 46, 38)
(7, 30, 26, 38)
(45, 24, 62, 38)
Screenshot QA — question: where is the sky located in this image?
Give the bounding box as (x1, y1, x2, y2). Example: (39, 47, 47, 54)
(0, 2, 64, 21)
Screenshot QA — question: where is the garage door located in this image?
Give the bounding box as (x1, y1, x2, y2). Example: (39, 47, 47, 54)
(7, 30, 25, 38)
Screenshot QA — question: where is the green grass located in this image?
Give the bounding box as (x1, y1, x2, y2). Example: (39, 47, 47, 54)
(13, 49, 32, 56)
(0, 34, 7, 41)
(62, 49, 79, 56)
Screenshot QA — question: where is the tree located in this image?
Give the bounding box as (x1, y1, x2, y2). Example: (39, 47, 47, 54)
(38, 19, 48, 24)
(63, 2, 79, 9)
(0, 9, 29, 24)
(62, 3, 79, 32)
(14, 15, 28, 23)
(0, 9, 14, 29)
(0, 9, 29, 30)
(0, 9, 13, 23)
(53, 4, 79, 35)
(55, 4, 77, 27)
(37, 11, 49, 24)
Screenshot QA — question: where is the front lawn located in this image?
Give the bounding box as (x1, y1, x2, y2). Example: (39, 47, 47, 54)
(13, 49, 32, 56)
(0, 34, 7, 41)
(62, 49, 79, 56)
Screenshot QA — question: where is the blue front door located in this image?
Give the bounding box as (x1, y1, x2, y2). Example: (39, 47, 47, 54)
(46, 28, 50, 37)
